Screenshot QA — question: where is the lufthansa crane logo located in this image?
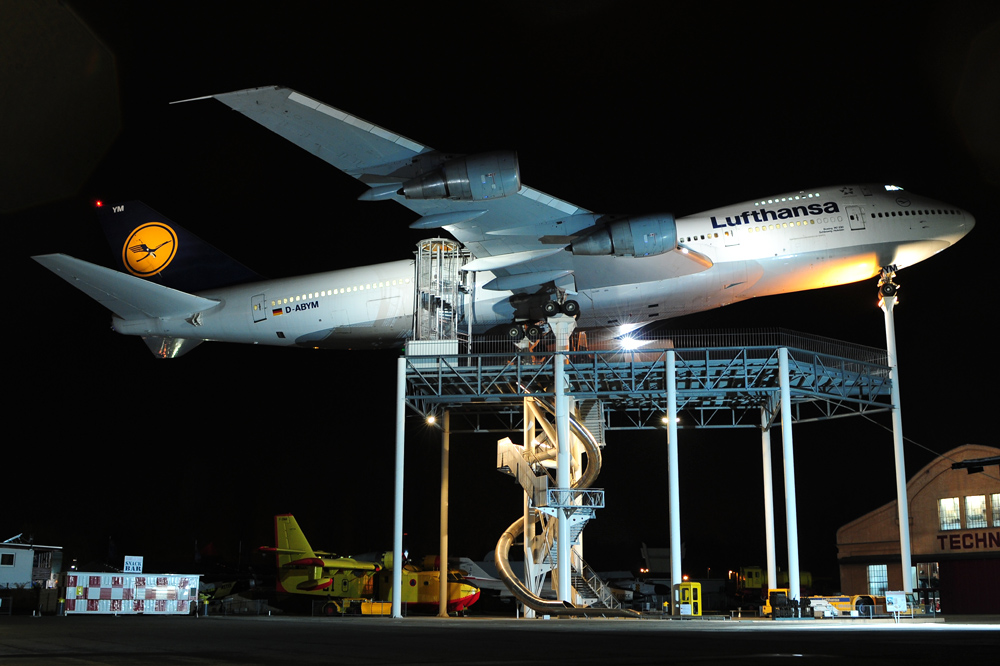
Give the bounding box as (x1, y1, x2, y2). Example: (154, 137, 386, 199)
(122, 222, 178, 277)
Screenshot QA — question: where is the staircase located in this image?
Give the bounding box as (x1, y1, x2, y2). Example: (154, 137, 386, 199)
(495, 403, 621, 610)
(569, 551, 622, 609)
(496, 437, 550, 509)
(577, 399, 605, 446)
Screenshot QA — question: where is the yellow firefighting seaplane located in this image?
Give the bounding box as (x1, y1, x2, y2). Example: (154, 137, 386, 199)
(261, 514, 479, 615)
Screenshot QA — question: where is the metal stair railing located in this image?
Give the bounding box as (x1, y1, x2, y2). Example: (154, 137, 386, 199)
(569, 550, 621, 609)
(543, 511, 593, 568)
(544, 488, 605, 509)
(570, 573, 598, 606)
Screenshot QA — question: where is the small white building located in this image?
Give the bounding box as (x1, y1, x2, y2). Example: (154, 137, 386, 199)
(1, 536, 63, 589)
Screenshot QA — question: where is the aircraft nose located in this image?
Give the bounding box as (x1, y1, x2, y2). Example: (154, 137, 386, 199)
(949, 207, 975, 245)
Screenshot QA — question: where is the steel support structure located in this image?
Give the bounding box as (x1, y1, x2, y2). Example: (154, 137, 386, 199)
(760, 410, 778, 597)
(666, 351, 682, 603)
(438, 410, 450, 617)
(880, 272, 913, 594)
(550, 314, 577, 603)
(779, 348, 801, 602)
(522, 401, 538, 618)
(395, 328, 899, 617)
(392, 357, 406, 618)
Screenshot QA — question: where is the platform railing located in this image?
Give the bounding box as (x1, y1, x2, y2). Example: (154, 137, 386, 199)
(545, 488, 606, 509)
(460, 327, 887, 366)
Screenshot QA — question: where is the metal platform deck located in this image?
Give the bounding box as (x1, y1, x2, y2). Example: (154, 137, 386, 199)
(402, 328, 892, 432)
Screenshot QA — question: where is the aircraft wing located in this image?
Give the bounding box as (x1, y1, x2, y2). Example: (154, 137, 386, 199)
(259, 547, 380, 572)
(291, 557, 380, 572)
(186, 86, 711, 290)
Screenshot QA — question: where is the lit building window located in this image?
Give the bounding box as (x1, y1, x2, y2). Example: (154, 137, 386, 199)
(939, 497, 961, 530)
(993, 494, 1000, 527)
(867, 564, 888, 596)
(966, 495, 987, 529)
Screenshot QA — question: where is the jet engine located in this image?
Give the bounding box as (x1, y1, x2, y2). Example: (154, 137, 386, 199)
(402, 150, 520, 201)
(570, 213, 677, 257)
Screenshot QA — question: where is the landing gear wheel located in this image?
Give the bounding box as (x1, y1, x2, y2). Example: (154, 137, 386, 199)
(542, 301, 559, 316)
(507, 325, 525, 340)
(880, 283, 897, 298)
(561, 300, 580, 316)
(526, 325, 542, 340)
(322, 602, 339, 616)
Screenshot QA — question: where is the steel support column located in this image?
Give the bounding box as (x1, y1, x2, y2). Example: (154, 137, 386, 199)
(392, 357, 406, 618)
(522, 399, 537, 619)
(779, 348, 800, 601)
(667, 351, 682, 601)
(438, 410, 450, 617)
(881, 291, 913, 593)
(760, 412, 777, 595)
(551, 314, 575, 603)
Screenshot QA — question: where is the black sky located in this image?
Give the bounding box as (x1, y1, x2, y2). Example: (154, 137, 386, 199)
(7, 1, 1000, 587)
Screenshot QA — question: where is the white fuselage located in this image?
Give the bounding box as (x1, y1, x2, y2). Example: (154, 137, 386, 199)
(112, 184, 973, 349)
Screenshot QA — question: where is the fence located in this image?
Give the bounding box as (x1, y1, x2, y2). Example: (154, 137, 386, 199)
(440, 327, 887, 367)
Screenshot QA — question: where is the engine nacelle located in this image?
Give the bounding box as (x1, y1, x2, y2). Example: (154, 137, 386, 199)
(402, 150, 520, 201)
(570, 213, 677, 257)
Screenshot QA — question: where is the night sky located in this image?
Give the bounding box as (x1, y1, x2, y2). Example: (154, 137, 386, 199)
(7, 2, 999, 590)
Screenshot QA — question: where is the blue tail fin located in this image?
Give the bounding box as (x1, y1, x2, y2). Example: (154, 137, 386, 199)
(98, 201, 263, 292)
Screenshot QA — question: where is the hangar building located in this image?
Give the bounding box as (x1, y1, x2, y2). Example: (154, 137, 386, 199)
(837, 444, 999, 613)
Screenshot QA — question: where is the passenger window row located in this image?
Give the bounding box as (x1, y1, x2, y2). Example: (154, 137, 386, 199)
(270, 277, 411, 307)
(871, 209, 958, 218)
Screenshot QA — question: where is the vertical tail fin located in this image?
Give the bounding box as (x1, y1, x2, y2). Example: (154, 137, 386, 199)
(98, 201, 262, 292)
(272, 514, 316, 594)
(274, 514, 316, 562)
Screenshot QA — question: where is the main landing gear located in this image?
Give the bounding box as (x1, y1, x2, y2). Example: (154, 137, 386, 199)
(541, 299, 580, 317)
(507, 299, 580, 341)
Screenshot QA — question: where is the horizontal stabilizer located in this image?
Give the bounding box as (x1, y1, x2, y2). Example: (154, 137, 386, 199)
(33, 254, 219, 321)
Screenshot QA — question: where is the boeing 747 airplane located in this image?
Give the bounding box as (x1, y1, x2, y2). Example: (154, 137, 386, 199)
(34, 86, 973, 357)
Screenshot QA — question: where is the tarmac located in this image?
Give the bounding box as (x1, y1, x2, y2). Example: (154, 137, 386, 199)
(1, 613, 998, 665)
